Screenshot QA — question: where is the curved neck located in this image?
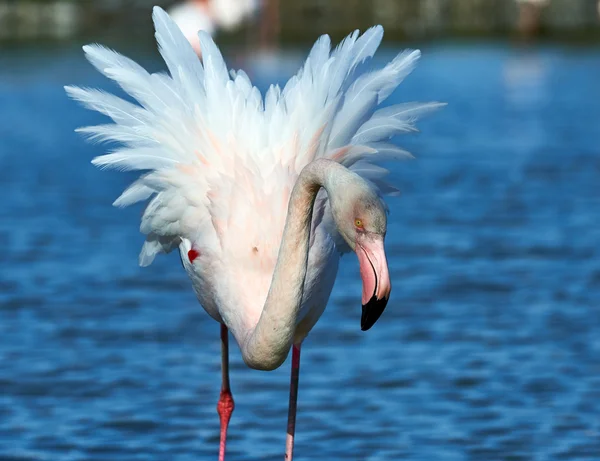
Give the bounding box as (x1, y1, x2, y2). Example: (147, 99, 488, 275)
(239, 158, 348, 370)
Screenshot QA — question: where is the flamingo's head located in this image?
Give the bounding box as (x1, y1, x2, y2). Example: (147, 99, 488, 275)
(330, 177, 391, 331)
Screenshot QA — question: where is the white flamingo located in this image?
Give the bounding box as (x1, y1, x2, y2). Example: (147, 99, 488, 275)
(66, 6, 442, 460)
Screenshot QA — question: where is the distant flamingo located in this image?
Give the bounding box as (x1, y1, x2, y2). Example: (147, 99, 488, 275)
(168, 0, 258, 54)
(66, 7, 441, 460)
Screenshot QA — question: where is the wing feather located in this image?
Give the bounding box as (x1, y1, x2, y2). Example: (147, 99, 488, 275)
(67, 6, 442, 266)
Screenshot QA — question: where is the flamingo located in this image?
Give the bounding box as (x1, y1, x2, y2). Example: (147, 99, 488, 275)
(65, 6, 442, 460)
(168, 0, 258, 54)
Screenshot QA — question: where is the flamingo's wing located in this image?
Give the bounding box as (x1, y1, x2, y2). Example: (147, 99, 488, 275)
(66, 7, 440, 267)
(280, 28, 444, 202)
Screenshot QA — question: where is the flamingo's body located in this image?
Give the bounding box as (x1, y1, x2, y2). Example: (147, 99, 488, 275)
(66, 6, 441, 459)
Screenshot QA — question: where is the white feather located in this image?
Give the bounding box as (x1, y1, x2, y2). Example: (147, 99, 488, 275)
(153, 7, 205, 94)
(348, 25, 384, 73)
(92, 149, 179, 171)
(64, 86, 147, 126)
(113, 180, 155, 208)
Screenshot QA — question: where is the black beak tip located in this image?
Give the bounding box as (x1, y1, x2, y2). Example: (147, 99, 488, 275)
(361, 296, 389, 331)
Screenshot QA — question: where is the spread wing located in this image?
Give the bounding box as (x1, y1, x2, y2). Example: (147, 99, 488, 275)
(66, 6, 442, 267)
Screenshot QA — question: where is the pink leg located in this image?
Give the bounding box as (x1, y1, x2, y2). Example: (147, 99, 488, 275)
(285, 343, 302, 460)
(217, 324, 234, 461)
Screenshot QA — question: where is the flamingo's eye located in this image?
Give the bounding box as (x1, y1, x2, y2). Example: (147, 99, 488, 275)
(354, 219, 363, 229)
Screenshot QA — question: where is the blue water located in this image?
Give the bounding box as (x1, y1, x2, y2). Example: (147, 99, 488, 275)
(1, 40, 600, 460)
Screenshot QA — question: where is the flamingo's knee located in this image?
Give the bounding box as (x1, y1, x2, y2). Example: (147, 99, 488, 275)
(217, 389, 235, 423)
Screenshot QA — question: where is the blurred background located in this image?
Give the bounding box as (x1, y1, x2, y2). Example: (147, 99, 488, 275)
(1, 0, 600, 460)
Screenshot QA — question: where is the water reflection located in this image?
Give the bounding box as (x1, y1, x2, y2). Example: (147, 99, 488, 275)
(504, 50, 550, 184)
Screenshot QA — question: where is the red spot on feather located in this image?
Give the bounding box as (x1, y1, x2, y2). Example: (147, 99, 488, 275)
(188, 249, 200, 263)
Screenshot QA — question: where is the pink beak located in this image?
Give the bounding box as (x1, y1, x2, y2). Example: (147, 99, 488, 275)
(355, 234, 391, 331)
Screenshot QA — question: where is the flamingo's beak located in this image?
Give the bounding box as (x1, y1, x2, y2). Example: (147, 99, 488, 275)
(355, 234, 391, 331)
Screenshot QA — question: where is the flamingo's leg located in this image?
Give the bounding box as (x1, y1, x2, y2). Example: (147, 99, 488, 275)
(217, 323, 235, 461)
(285, 343, 302, 460)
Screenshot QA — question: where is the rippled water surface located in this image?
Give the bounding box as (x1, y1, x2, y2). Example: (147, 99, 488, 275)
(1, 40, 600, 460)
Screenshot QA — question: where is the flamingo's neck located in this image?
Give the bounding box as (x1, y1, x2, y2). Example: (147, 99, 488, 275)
(235, 159, 348, 370)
